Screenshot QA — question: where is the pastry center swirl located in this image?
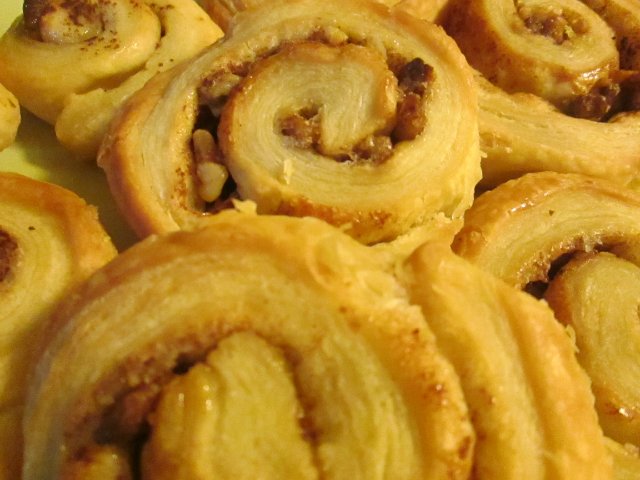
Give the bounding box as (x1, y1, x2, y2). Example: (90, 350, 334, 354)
(65, 329, 423, 479)
(192, 33, 434, 208)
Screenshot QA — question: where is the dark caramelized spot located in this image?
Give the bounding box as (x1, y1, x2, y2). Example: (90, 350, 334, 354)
(0, 230, 18, 283)
(392, 57, 432, 142)
(619, 36, 640, 71)
(618, 72, 640, 112)
(397, 58, 433, 96)
(23, 0, 100, 40)
(23, 0, 52, 31)
(279, 107, 321, 150)
(566, 73, 640, 121)
(566, 81, 621, 121)
(393, 92, 426, 142)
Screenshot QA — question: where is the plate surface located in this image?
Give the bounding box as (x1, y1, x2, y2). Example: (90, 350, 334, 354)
(0, 0, 138, 250)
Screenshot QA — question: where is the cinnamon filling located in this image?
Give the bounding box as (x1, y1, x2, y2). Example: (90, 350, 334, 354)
(0, 230, 18, 284)
(523, 241, 624, 299)
(23, 0, 101, 43)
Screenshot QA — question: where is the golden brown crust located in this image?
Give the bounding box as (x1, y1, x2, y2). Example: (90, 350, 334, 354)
(452, 171, 640, 289)
(403, 241, 612, 479)
(98, 0, 481, 244)
(438, 0, 640, 188)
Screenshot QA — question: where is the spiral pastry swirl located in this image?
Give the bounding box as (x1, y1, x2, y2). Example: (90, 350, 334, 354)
(22, 211, 474, 480)
(0, 172, 116, 479)
(452, 171, 640, 477)
(403, 241, 612, 479)
(546, 252, 640, 445)
(0, 0, 223, 158)
(0, 82, 20, 151)
(98, 0, 481, 245)
(439, 0, 640, 187)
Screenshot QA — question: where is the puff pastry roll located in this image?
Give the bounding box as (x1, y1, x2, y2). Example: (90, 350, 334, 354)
(403, 241, 612, 479)
(0, 82, 20, 151)
(0, 0, 223, 158)
(98, 0, 481, 245)
(452, 171, 640, 475)
(438, 0, 640, 187)
(22, 212, 474, 480)
(0, 172, 116, 479)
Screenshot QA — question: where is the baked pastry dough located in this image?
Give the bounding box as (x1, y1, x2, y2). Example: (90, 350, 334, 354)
(198, 0, 450, 31)
(22, 211, 474, 479)
(546, 252, 640, 444)
(0, 82, 20, 151)
(98, 0, 481, 244)
(452, 171, 640, 290)
(0, 0, 223, 158)
(452, 171, 640, 477)
(403, 241, 612, 478)
(473, 72, 640, 187)
(0, 172, 116, 479)
(438, 0, 640, 187)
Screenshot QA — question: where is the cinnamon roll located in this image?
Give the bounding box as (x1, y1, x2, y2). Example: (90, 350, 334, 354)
(98, 0, 481, 245)
(0, 0, 223, 158)
(452, 171, 640, 476)
(403, 241, 612, 479)
(0, 172, 116, 479)
(22, 211, 474, 479)
(0, 82, 20, 151)
(439, 0, 640, 187)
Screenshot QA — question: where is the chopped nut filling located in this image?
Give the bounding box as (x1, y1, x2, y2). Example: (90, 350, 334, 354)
(517, 5, 586, 45)
(194, 34, 433, 213)
(192, 129, 229, 203)
(279, 107, 321, 150)
(567, 81, 621, 120)
(0, 230, 18, 284)
(276, 55, 431, 162)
